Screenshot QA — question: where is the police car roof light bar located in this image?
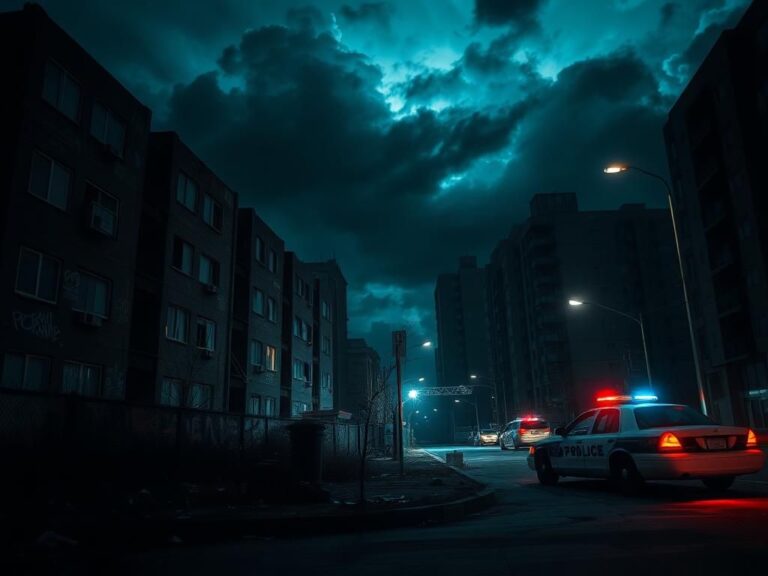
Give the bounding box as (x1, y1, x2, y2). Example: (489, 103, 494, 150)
(633, 394, 658, 402)
(596, 394, 632, 403)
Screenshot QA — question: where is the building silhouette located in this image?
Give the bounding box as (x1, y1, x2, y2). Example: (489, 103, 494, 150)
(664, 0, 768, 426)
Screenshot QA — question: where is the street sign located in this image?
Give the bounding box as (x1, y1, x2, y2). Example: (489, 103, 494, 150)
(392, 330, 407, 358)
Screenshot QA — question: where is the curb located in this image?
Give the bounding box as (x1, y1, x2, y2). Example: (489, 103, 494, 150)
(173, 489, 496, 542)
(173, 453, 496, 542)
(421, 449, 488, 488)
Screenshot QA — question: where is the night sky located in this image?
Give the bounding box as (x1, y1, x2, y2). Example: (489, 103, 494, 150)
(8, 0, 750, 375)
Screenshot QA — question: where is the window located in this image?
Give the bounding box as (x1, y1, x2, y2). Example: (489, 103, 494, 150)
(252, 289, 265, 315)
(42, 61, 80, 121)
(303, 361, 311, 382)
(86, 184, 119, 237)
(301, 321, 311, 343)
(29, 151, 70, 210)
(264, 396, 277, 417)
(187, 383, 212, 410)
(172, 237, 194, 275)
(90, 102, 125, 157)
(160, 377, 182, 406)
(293, 359, 303, 380)
(322, 300, 331, 320)
(62, 361, 101, 397)
(1, 353, 49, 391)
(202, 194, 223, 230)
(196, 318, 216, 351)
(176, 172, 197, 212)
(166, 306, 189, 343)
(296, 276, 310, 301)
(634, 405, 713, 429)
(592, 409, 620, 435)
(255, 236, 266, 263)
(249, 340, 264, 366)
(322, 336, 331, 355)
(267, 297, 277, 322)
(199, 254, 220, 286)
(564, 410, 598, 436)
(321, 373, 331, 390)
(265, 345, 277, 371)
(292, 401, 309, 416)
(73, 271, 110, 318)
(268, 249, 278, 273)
(15, 247, 59, 303)
(248, 394, 262, 416)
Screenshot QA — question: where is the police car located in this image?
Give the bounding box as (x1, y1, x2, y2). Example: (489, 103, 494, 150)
(527, 394, 765, 493)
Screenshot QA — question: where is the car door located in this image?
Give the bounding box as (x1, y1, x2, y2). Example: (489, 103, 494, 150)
(548, 410, 598, 475)
(582, 408, 620, 477)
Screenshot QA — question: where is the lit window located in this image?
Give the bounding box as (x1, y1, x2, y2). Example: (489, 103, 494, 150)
(176, 172, 198, 212)
(166, 306, 189, 343)
(62, 361, 102, 397)
(72, 271, 110, 318)
(90, 101, 125, 157)
(266, 345, 277, 371)
(42, 61, 80, 121)
(28, 151, 70, 210)
(196, 318, 216, 351)
(15, 247, 59, 303)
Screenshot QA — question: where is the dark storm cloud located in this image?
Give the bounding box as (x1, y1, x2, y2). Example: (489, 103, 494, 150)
(660, 2, 678, 27)
(474, 0, 544, 27)
(166, 17, 531, 289)
(338, 2, 394, 27)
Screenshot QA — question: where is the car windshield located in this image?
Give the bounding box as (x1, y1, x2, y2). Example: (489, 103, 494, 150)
(520, 420, 549, 429)
(481, 429, 496, 435)
(634, 405, 713, 429)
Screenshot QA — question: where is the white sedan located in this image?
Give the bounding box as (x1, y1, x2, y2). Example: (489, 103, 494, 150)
(527, 396, 765, 493)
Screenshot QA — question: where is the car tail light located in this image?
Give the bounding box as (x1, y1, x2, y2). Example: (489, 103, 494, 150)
(529, 446, 536, 455)
(658, 432, 683, 451)
(747, 429, 758, 448)
(519, 428, 527, 435)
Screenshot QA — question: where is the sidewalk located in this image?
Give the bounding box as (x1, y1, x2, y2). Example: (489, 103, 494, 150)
(3, 449, 494, 571)
(172, 448, 494, 541)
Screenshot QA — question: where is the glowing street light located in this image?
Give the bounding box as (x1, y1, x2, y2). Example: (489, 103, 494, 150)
(603, 162, 707, 415)
(408, 389, 419, 400)
(422, 341, 433, 348)
(418, 377, 425, 382)
(568, 297, 652, 392)
(470, 374, 478, 380)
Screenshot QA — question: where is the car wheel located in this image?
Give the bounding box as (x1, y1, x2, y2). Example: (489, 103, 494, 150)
(611, 456, 644, 496)
(513, 437, 520, 450)
(702, 476, 735, 492)
(500, 439, 507, 450)
(534, 451, 559, 486)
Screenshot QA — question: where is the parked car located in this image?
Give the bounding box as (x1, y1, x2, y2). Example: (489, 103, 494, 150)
(475, 429, 499, 446)
(499, 417, 551, 450)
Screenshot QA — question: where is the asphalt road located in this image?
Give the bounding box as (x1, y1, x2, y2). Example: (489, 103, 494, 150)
(114, 445, 768, 576)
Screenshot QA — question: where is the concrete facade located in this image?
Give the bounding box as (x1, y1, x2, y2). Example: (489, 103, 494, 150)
(128, 132, 236, 411)
(281, 253, 314, 417)
(346, 338, 381, 417)
(489, 194, 696, 424)
(0, 5, 150, 400)
(230, 209, 283, 416)
(664, 0, 768, 426)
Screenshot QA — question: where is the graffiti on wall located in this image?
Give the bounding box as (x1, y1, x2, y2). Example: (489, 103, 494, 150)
(12, 310, 61, 342)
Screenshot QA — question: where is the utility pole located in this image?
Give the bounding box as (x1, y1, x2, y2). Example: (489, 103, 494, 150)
(393, 330, 406, 476)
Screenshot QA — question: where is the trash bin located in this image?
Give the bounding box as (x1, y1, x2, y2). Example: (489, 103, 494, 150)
(287, 420, 326, 484)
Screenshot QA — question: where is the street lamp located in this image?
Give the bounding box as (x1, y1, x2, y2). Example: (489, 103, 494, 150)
(408, 389, 419, 400)
(604, 163, 707, 415)
(418, 377, 425, 382)
(568, 298, 653, 392)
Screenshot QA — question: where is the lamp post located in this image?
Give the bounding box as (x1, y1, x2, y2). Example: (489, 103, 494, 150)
(455, 399, 480, 441)
(394, 337, 432, 474)
(604, 164, 707, 415)
(468, 373, 499, 427)
(568, 299, 653, 392)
